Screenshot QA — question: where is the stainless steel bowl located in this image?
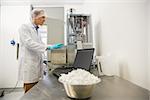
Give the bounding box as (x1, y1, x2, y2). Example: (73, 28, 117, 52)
(62, 83, 97, 99)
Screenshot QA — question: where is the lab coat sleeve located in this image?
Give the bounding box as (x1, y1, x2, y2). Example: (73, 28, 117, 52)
(19, 24, 47, 53)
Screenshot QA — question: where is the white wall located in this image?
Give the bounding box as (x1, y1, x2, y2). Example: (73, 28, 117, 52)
(0, 5, 2, 88)
(0, 6, 30, 88)
(65, 1, 148, 89)
(91, 2, 148, 89)
(148, 0, 150, 90)
(90, 2, 148, 89)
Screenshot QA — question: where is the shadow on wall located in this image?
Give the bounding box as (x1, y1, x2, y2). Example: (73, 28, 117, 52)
(94, 21, 119, 76)
(94, 21, 102, 56)
(94, 20, 130, 78)
(118, 60, 130, 80)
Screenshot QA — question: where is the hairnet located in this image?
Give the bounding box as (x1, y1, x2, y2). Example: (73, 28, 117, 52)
(31, 9, 46, 19)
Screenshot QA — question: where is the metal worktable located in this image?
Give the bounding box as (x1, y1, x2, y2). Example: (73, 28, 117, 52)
(20, 73, 149, 100)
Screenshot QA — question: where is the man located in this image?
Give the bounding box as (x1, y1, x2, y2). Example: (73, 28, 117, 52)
(18, 9, 63, 93)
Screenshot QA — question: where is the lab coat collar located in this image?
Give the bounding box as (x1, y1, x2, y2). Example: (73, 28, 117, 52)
(32, 23, 39, 30)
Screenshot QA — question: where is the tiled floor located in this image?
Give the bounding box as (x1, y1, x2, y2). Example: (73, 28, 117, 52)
(0, 88, 24, 100)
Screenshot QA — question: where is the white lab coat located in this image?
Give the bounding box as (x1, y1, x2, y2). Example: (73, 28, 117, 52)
(18, 23, 47, 83)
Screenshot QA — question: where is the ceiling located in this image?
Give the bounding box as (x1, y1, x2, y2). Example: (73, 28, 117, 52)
(0, 0, 147, 6)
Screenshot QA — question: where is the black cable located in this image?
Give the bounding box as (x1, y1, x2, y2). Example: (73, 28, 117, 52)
(0, 90, 4, 97)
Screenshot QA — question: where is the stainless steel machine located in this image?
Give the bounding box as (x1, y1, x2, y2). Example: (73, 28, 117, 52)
(66, 8, 93, 49)
(48, 8, 93, 69)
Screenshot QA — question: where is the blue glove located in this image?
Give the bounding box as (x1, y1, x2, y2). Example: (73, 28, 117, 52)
(47, 43, 64, 50)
